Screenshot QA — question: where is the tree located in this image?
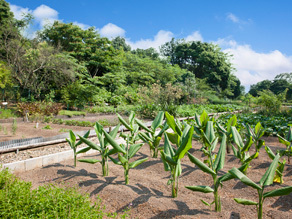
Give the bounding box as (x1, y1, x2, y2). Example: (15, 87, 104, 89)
(160, 38, 234, 95)
(131, 47, 159, 60)
(0, 61, 11, 89)
(249, 80, 272, 97)
(112, 36, 131, 52)
(38, 21, 121, 78)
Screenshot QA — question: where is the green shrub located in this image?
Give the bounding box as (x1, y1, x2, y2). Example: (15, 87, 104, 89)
(0, 168, 124, 218)
(0, 108, 17, 119)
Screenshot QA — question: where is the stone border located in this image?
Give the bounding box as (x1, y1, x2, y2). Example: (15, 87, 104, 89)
(2, 138, 125, 173)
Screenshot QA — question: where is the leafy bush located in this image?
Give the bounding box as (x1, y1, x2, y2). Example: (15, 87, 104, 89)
(0, 168, 123, 218)
(59, 110, 86, 117)
(0, 108, 17, 119)
(17, 102, 63, 117)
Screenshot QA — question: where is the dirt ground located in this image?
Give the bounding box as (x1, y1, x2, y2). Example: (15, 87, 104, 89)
(15, 137, 292, 219)
(0, 114, 122, 142)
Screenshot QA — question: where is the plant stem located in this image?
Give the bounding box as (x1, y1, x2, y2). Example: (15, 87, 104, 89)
(153, 148, 158, 158)
(172, 166, 178, 198)
(102, 157, 108, 176)
(73, 149, 77, 167)
(124, 168, 129, 185)
(257, 190, 263, 219)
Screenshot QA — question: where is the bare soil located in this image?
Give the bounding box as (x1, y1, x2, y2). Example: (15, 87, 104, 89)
(15, 137, 292, 219)
(0, 114, 121, 142)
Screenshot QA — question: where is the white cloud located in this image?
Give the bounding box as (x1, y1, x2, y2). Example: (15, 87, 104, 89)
(227, 13, 239, 23)
(127, 30, 173, 50)
(9, 4, 31, 20)
(217, 39, 292, 91)
(100, 23, 125, 38)
(32, 5, 58, 27)
(73, 22, 90, 30)
(185, 31, 203, 42)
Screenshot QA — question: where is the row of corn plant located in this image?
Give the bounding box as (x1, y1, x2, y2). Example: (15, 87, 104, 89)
(65, 111, 292, 218)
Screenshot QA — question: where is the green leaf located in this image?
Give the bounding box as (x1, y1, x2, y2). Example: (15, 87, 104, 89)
(69, 130, 76, 143)
(76, 146, 91, 154)
(163, 133, 175, 157)
(129, 158, 148, 168)
(185, 185, 214, 193)
(94, 122, 103, 135)
(166, 132, 180, 146)
(138, 132, 152, 143)
(227, 115, 237, 133)
(241, 136, 253, 152)
(188, 153, 216, 176)
(103, 130, 126, 154)
(165, 111, 182, 136)
(128, 143, 143, 159)
(231, 126, 244, 148)
(265, 146, 276, 160)
(109, 156, 121, 165)
(165, 155, 177, 165)
(78, 135, 102, 151)
(175, 126, 194, 160)
(78, 159, 100, 164)
(218, 163, 249, 183)
(160, 151, 171, 171)
(108, 124, 120, 139)
(214, 134, 226, 172)
(205, 121, 215, 143)
(229, 167, 262, 190)
(201, 199, 211, 207)
(76, 130, 90, 147)
(129, 111, 135, 126)
(259, 153, 280, 186)
(234, 198, 258, 205)
(117, 113, 133, 131)
(135, 118, 153, 133)
(263, 186, 292, 198)
(151, 111, 164, 130)
(118, 153, 128, 165)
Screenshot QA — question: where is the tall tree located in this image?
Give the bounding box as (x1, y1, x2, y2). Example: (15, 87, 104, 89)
(160, 38, 234, 94)
(38, 21, 121, 78)
(112, 36, 131, 52)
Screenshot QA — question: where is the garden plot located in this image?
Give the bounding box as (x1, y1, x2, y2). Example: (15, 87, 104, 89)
(15, 137, 292, 219)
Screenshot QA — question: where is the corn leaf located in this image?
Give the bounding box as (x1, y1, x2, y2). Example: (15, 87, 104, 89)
(151, 111, 164, 130)
(165, 112, 182, 136)
(231, 126, 244, 148)
(78, 135, 102, 151)
(185, 185, 214, 193)
(259, 153, 280, 186)
(76, 146, 91, 154)
(109, 156, 122, 165)
(218, 163, 248, 183)
(135, 119, 153, 133)
(166, 132, 180, 146)
(188, 153, 216, 176)
(69, 130, 76, 143)
(118, 154, 128, 165)
(78, 159, 100, 164)
(117, 113, 133, 131)
(227, 115, 237, 133)
(138, 132, 152, 143)
(234, 198, 258, 205)
(175, 126, 194, 160)
(103, 130, 126, 154)
(263, 186, 292, 198)
(129, 157, 148, 168)
(163, 133, 175, 157)
(229, 167, 262, 190)
(214, 134, 226, 172)
(76, 130, 90, 147)
(205, 121, 216, 143)
(128, 143, 143, 159)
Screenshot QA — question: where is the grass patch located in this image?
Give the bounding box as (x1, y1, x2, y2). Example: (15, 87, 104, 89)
(0, 109, 17, 119)
(59, 110, 86, 117)
(0, 168, 128, 218)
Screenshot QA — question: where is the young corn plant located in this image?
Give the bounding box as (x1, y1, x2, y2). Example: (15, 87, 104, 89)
(265, 145, 286, 183)
(136, 111, 168, 158)
(191, 110, 214, 143)
(104, 130, 148, 185)
(160, 124, 194, 198)
(66, 130, 90, 167)
(117, 111, 140, 144)
(231, 126, 257, 170)
(216, 114, 237, 154)
(229, 153, 292, 219)
(246, 122, 265, 153)
(185, 134, 227, 212)
(77, 122, 120, 176)
(277, 125, 292, 163)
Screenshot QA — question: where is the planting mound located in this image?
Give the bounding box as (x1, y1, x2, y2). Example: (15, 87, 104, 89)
(16, 137, 292, 218)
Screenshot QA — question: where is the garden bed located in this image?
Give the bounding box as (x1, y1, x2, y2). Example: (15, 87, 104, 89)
(14, 137, 292, 218)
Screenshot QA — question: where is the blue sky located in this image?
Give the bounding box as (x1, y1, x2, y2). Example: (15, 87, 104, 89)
(7, 0, 292, 91)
